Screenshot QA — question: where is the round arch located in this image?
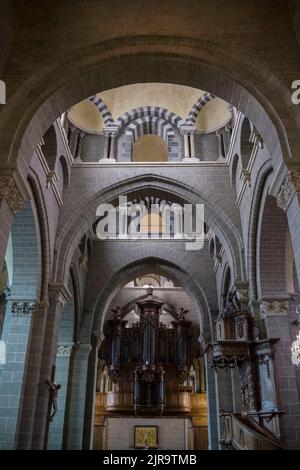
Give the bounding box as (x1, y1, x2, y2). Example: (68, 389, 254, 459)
(53, 175, 245, 286)
(85, 257, 215, 344)
(0, 35, 295, 178)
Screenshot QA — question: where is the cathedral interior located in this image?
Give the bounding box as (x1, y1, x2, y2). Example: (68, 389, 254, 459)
(0, 0, 300, 451)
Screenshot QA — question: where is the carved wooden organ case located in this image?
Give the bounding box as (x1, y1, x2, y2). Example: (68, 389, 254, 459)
(101, 288, 192, 415)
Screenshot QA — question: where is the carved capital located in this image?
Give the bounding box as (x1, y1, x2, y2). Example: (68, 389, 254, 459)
(57, 344, 73, 357)
(276, 171, 300, 211)
(11, 301, 37, 317)
(103, 126, 119, 138)
(180, 125, 196, 135)
(0, 176, 25, 214)
(260, 300, 289, 319)
(49, 284, 71, 310)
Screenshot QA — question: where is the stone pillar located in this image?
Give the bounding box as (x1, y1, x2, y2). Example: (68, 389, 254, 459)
(204, 353, 219, 450)
(101, 126, 119, 162)
(31, 285, 71, 449)
(47, 343, 74, 449)
(260, 298, 300, 448)
(15, 301, 49, 449)
(64, 343, 92, 449)
(180, 126, 199, 162)
(276, 170, 300, 288)
(82, 333, 104, 449)
(0, 299, 38, 449)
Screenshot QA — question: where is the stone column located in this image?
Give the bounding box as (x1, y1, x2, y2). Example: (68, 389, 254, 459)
(216, 129, 225, 160)
(64, 343, 92, 449)
(204, 353, 219, 450)
(180, 125, 199, 162)
(47, 343, 74, 449)
(260, 298, 300, 448)
(31, 284, 71, 449)
(101, 126, 119, 162)
(15, 301, 50, 449)
(82, 333, 104, 449)
(0, 299, 39, 449)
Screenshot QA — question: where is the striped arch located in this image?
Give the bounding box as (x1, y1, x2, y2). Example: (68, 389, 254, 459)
(125, 116, 174, 142)
(115, 106, 184, 129)
(88, 95, 114, 125)
(186, 92, 216, 125)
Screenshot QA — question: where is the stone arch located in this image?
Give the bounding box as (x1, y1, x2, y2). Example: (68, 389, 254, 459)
(246, 160, 273, 301)
(115, 106, 184, 129)
(88, 95, 114, 126)
(89, 257, 215, 342)
(125, 116, 175, 142)
(186, 92, 216, 125)
(1, 35, 295, 180)
(257, 193, 290, 301)
(53, 175, 244, 286)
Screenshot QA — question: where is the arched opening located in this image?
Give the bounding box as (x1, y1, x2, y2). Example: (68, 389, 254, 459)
(92, 273, 209, 450)
(132, 134, 168, 162)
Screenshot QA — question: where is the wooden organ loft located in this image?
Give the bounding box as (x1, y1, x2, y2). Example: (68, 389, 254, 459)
(93, 287, 208, 449)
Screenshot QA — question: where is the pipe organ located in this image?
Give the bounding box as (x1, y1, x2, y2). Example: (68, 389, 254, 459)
(101, 288, 194, 415)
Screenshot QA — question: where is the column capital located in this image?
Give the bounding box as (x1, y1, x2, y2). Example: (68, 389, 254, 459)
(0, 171, 29, 215)
(276, 170, 300, 211)
(49, 283, 72, 309)
(8, 299, 48, 317)
(259, 297, 290, 319)
(103, 125, 119, 137)
(56, 343, 74, 357)
(180, 124, 197, 135)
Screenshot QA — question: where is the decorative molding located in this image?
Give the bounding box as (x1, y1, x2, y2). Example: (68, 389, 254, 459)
(276, 171, 300, 212)
(11, 301, 37, 317)
(0, 176, 25, 214)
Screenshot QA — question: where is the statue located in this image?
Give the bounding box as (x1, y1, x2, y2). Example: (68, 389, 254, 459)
(111, 306, 121, 320)
(221, 291, 241, 317)
(176, 307, 188, 321)
(45, 378, 61, 422)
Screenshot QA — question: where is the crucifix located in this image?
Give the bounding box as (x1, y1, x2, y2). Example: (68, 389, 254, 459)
(43, 365, 61, 449)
